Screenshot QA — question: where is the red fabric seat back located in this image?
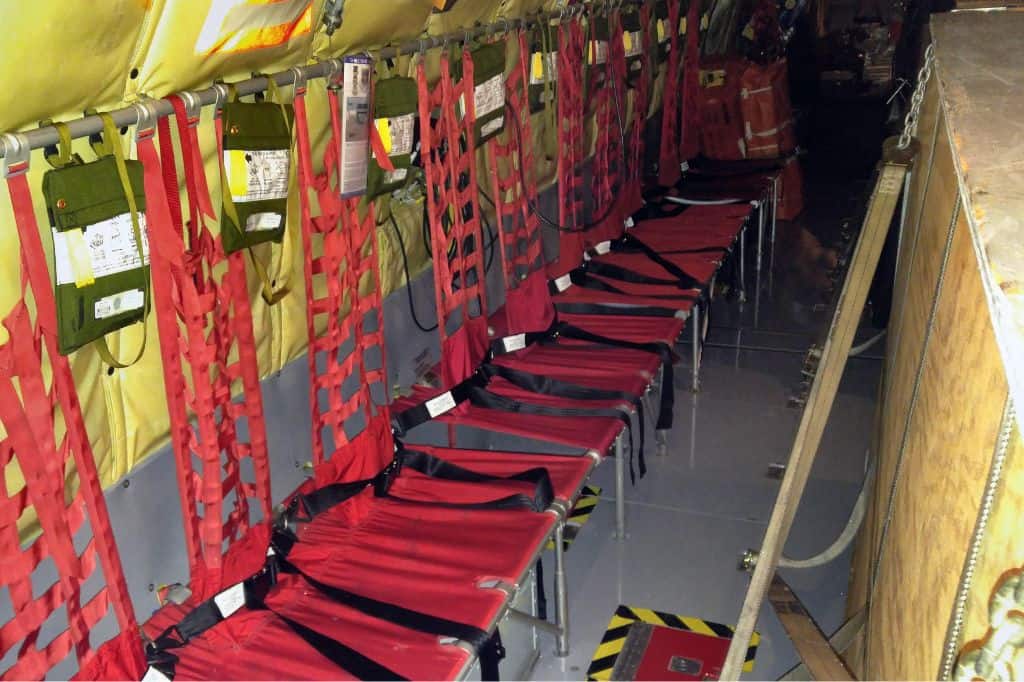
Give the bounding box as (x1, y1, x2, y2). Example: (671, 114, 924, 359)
(3, 158, 145, 681)
(776, 154, 804, 220)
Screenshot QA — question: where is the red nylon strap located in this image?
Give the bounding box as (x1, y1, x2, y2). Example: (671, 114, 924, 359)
(293, 83, 392, 483)
(2, 168, 144, 680)
(659, 0, 683, 186)
(417, 52, 490, 387)
(679, 0, 703, 161)
(147, 97, 275, 600)
(486, 30, 544, 300)
(547, 16, 586, 278)
(623, 3, 653, 215)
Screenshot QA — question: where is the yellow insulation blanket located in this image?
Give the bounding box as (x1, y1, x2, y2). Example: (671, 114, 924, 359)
(1, 1, 668, 540)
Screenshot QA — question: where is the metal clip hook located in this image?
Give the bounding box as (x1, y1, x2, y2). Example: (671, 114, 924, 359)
(212, 82, 230, 112)
(179, 91, 203, 127)
(289, 66, 307, 95)
(133, 100, 160, 141)
(1, 132, 30, 177)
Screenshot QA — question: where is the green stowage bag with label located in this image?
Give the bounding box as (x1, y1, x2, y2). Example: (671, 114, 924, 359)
(219, 90, 295, 255)
(367, 76, 418, 199)
(453, 42, 507, 146)
(527, 24, 557, 115)
(42, 121, 149, 360)
(621, 9, 646, 88)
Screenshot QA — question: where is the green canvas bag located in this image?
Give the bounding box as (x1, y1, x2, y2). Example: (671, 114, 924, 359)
(453, 41, 507, 146)
(41, 115, 149, 364)
(621, 9, 646, 88)
(527, 23, 557, 115)
(367, 76, 418, 199)
(219, 80, 295, 304)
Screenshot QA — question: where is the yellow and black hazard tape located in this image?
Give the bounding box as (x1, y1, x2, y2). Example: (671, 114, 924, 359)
(586, 604, 760, 680)
(547, 485, 601, 551)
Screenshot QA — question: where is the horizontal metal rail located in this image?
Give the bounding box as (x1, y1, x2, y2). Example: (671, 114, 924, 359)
(0, 0, 652, 164)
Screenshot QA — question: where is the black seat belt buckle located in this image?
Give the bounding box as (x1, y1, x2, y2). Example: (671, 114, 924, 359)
(374, 457, 403, 497)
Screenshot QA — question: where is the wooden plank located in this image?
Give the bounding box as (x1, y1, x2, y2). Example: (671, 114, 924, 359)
(721, 146, 912, 679)
(768, 575, 855, 681)
(866, 210, 1009, 679)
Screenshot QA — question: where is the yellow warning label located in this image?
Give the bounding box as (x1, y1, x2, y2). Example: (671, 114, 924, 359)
(623, 31, 634, 52)
(226, 149, 249, 199)
(657, 19, 666, 42)
(679, 16, 687, 35)
(532, 52, 545, 82)
(66, 229, 96, 288)
(586, 605, 760, 680)
(701, 13, 710, 30)
(375, 118, 393, 154)
(742, 23, 756, 40)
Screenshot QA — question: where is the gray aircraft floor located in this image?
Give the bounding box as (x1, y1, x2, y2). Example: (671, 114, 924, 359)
(531, 182, 882, 680)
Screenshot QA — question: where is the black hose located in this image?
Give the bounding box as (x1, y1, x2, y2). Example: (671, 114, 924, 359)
(388, 212, 439, 333)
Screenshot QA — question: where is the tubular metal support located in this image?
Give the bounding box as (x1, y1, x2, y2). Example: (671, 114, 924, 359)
(553, 523, 570, 656)
(507, 608, 562, 637)
(756, 197, 766, 287)
(738, 224, 747, 303)
(691, 304, 701, 393)
(614, 435, 626, 539)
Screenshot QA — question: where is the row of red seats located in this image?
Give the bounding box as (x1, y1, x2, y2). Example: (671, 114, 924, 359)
(0, 7, 758, 681)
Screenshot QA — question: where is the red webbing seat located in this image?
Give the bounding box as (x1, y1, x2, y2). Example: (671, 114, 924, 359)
(2, 142, 146, 680)
(394, 44, 636, 457)
(149, 96, 276, 601)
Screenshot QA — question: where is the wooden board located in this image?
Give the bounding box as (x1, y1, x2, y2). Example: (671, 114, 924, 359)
(866, 210, 1009, 679)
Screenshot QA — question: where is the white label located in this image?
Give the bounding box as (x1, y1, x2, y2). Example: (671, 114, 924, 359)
(94, 289, 144, 320)
(245, 212, 283, 233)
(475, 73, 505, 120)
(625, 216, 635, 229)
(223, 149, 290, 203)
(425, 391, 457, 418)
(554, 274, 572, 292)
(624, 31, 644, 58)
(52, 213, 150, 286)
(480, 117, 505, 138)
(589, 41, 609, 65)
(213, 582, 246, 619)
(376, 113, 415, 157)
(383, 168, 409, 185)
(340, 56, 372, 198)
(142, 667, 172, 682)
(502, 333, 527, 353)
(530, 52, 559, 85)
(595, 241, 611, 255)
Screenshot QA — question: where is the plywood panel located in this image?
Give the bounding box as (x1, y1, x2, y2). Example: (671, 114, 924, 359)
(960, 420, 1024, 646)
(866, 210, 1008, 679)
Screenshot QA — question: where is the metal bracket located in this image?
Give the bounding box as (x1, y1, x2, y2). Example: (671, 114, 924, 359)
(290, 67, 307, 96)
(212, 83, 230, 113)
(133, 100, 159, 141)
(179, 91, 203, 127)
(1, 133, 30, 177)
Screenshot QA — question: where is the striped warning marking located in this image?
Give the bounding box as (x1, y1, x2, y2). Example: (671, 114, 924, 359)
(547, 485, 601, 551)
(586, 604, 759, 680)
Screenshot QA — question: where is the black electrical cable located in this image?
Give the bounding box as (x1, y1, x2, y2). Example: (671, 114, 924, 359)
(388, 212, 439, 333)
(506, 48, 631, 235)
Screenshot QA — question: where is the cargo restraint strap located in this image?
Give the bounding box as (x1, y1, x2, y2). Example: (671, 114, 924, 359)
(146, 446, 555, 681)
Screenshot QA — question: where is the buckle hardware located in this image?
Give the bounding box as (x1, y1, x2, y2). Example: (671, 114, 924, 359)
(1, 133, 31, 177)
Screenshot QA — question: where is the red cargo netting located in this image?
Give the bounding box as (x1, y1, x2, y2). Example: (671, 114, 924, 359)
(659, 0, 683, 186)
(149, 97, 275, 600)
(588, 9, 628, 245)
(2, 157, 144, 681)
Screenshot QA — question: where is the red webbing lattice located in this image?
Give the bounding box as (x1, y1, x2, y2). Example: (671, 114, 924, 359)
(149, 97, 275, 601)
(293, 79, 392, 486)
(588, 9, 628, 246)
(417, 51, 491, 387)
(485, 31, 544, 299)
(546, 15, 586, 278)
(658, 0, 683, 186)
(623, 4, 653, 215)
(679, 0, 704, 162)
(1, 156, 145, 680)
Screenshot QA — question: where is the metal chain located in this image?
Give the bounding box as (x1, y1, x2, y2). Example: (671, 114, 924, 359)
(897, 43, 936, 150)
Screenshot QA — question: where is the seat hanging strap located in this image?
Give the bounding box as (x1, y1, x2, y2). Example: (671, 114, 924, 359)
(553, 300, 685, 318)
(556, 268, 698, 300)
(613, 233, 706, 289)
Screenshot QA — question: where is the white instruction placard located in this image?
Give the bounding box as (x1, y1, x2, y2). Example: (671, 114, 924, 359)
(223, 149, 290, 203)
(94, 289, 144, 320)
(52, 214, 150, 287)
(376, 114, 415, 157)
(426, 391, 457, 418)
(339, 55, 372, 198)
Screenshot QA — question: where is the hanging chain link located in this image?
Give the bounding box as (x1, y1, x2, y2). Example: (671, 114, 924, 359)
(897, 43, 936, 150)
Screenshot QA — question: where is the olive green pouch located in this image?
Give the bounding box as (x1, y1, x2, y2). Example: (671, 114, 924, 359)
(219, 91, 295, 255)
(41, 120, 149, 360)
(453, 42, 507, 146)
(655, 0, 672, 64)
(527, 25, 557, 115)
(621, 10, 646, 88)
(367, 76, 418, 199)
